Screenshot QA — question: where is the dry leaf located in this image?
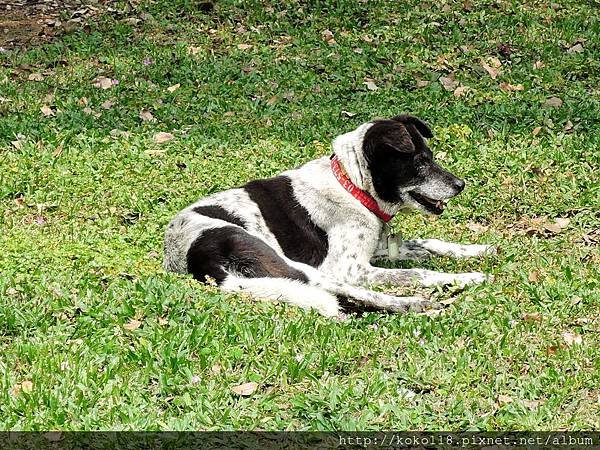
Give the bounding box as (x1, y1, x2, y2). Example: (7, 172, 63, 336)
(158, 317, 168, 326)
(322, 29, 336, 45)
(101, 100, 114, 109)
(481, 57, 502, 79)
(416, 80, 430, 88)
(532, 126, 542, 136)
(139, 110, 155, 122)
(533, 61, 545, 70)
(83, 107, 93, 115)
(498, 394, 513, 405)
(211, 364, 221, 374)
(341, 110, 356, 117)
(28, 73, 44, 81)
(522, 312, 542, 322)
(527, 271, 541, 283)
(467, 222, 488, 233)
(124, 319, 142, 330)
(52, 145, 63, 157)
(439, 76, 459, 91)
(543, 97, 563, 108)
(167, 83, 180, 93)
(153, 132, 174, 143)
(453, 85, 471, 97)
(266, 95, 278, 106)
(41, 105, 55, 116)
(567, 43, 584, 54)
(564, 120, 574, 133)
(562, 331, 583, 346)
(93, 76, 114, 89)
(522, 399, 544, 409)
(544, 217, 570, 234)
(188, 46, 201, 55)
(21, 380, 34, 393)
(499, 82, 524, 92)
(78, 97, 89, 106)
(364, 80, 378, 91)
(231, 381, 258, 396)
(237, 44, 252, 50)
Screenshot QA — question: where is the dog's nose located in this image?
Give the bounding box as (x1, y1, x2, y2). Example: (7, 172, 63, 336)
(454, 179, 466, 192)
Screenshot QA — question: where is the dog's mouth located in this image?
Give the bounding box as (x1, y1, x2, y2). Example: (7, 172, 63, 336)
(408, 192, 448, 214)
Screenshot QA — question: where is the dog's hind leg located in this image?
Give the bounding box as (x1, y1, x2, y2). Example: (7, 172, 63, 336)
(395, 239, 496, 260)
(185, 226, 341, 317)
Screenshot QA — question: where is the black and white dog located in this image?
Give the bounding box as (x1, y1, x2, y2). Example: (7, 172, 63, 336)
(164, 115, 494, 317)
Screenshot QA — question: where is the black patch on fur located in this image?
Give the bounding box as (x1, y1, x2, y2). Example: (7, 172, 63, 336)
(363, 116, 463, 203)
(187, 226, 309, 284)
(244, 176, 328, 267)
(192, 205, 245, 228)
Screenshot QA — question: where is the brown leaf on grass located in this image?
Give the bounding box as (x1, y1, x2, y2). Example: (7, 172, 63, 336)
(188, 46, 201, 55)
(466, 222, 488, 234)
(153, 132, 174, 143)
(341, 110, 356, 117)
(101, 100, 114, 109)
(543, 97, 563, 108)
(28, 73, 44, 81)
(167, 83, 180, 93)
(158, 317, 168, 326)
(532, 126, 542, 136)
(139, 110, 155, 122)
(93, 76, 114, 89)
(527, 271, 541, 283)
(497, 394, 513, 405)
(78, 97, 89, 106)
(566, 43, 584, 54)
(83, 107, 93, 115)
(41, 105, 55, 116)
(416, 80, 430, 88)
(237, 43, 252, 50)
(522, 399, 544, 409)
(124, 319, 142, 330)
(231, 381, 258, 396)
(453, 85, 471, 97)
(499, 82, 524, 92)
(322, 29, 336, 45)
(439, 76, 459, 91)
(533, 61, 545, 70)
(364, 80, 378, 91)
(564, 120, 574, 133)
(266, 95, 278, 106)
(562, 331, 583, 346)
(522, 312, 542, 322)
(21, 380, 34, 393)
(544, 217, 570, 234)
(481, 57, 502, 79)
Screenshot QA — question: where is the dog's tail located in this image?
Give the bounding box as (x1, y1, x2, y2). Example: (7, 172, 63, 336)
(221, 275, 340, 317)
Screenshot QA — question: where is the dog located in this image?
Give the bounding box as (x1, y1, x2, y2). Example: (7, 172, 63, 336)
(163, 115, 494, 317)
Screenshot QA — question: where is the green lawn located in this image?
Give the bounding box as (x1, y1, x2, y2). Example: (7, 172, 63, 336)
(1, 0, 598, 430)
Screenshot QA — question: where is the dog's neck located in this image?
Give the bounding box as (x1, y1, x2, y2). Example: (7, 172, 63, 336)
(331, 123, 401, 217)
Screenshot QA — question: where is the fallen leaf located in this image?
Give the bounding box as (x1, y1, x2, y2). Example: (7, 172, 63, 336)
(266, 95, 278, 106)
(564, 120, 574, 133)
(93, 76, 114, 90)
(28, 73, 44, 81)
(211, 364, 221, 374)
(83, 107, 93, 115)
(364, 80, 378, 91)
(562, 331, 582, 346)
(231, 381, 258, 396)
(543, 97, 563, 108)
(322, 29, 336, 45)
(158, 317, 168, 326)
(533, 61, 545, 70)
(467, 222, 488, 233)
(416, 80, 430, 88)
(499, 82, 524, 92)
(40, 105, 55, 116)
(223, 111, 234, 117)
(527, 271, 541, 283)
(547, 345, 559, 355)
(481, 57, 502, 79)
(188, 46, 201, 55)
(532, 126, 542, 136)
(522, 312, 542, 322)
(498, 394, 513, 405)
(21, 380, 34, 393)
(341, 110, 356, 117)
(124, 319, 142, 330)
(439, 76, 459, 91)
(191, 375, 201, 385)
(167, 83, 180, 93)
(237, 44, 253, 50)
(453, 85, 471, 97)
(544, 217, 570, 234)
(566, 43, 584, 54)
(153, 132, 174, 143)
(522, 399, 544, 409)
(101, 100, 114, 109)
(78, 97, 89, 106)
(139, 110, 155, 121)
(570, 296, 582, 306)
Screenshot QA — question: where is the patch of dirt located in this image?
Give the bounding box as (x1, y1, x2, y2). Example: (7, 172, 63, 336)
(0, 0, 111, 49)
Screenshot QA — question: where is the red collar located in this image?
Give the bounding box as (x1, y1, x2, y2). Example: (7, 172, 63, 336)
(330, 155, 394, 222)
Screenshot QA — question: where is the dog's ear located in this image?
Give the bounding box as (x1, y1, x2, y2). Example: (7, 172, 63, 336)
(391, 115, 433, 139)
(363, 121, 416, 155)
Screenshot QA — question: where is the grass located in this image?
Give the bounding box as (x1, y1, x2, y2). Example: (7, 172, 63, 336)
(0, 0, 599, 430)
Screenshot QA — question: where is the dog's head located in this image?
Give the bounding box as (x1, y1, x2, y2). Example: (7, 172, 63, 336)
(360, 115, 465, 215)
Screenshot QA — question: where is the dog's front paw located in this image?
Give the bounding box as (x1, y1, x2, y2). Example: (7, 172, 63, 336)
(454, 272, 492, 286)
(466, 244, 497, 258)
